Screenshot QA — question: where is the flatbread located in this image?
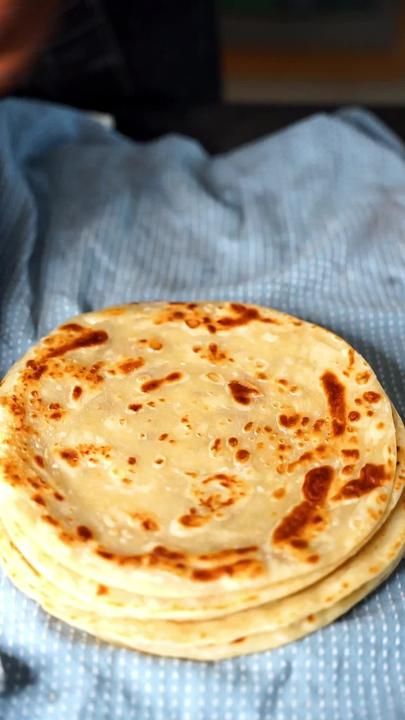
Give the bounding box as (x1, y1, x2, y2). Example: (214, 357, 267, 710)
(0, 486, 403, 661)
(0, 302, 398, 602)
(2, 407, 403, 622)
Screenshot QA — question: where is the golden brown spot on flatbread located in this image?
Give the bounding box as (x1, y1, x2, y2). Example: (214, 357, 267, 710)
(307, 554, 320, 563)
(307, 614, 316, 622)
(117, 357, 144, 374)
(42, 514, 58, 526)
(141, 372, 182, 393)
(290, 538, 308, 549)
(342, 448, 360, 459)
(34, 455, 44, 468)
(27, 477, 41, 490)
(342, 465, 355, 475)
(97, 549, 114, 560)
(191, 558, 263, 582)
(278, 378, 288, 386)
(72, 385, 82, 400)
(313, 418, 326, 432)
(186, 318, 200, 329)
(244, 421, 254, 431)
(159, 433, 168, 441)
(172, 310, 185, 319)
(334, 464, 386, 499)
(77, 525, 93, 541)
(231, 637, 246, 644)
(50, 411, 63, 420)
(356, 371, 371, 384)
(301, 417, 310, 426)
(348, 348, 355, 370)
(204, 343, 229, 363)
(198, 546, 258, 562)
(321, 371, 346, 436)
(2, 394, 25, 425)
(97, 584, 109, 596)
(60, 449, 79, 466)
(273, 487, 286, 499)
(228, 380, 260, 405)
(179, 510, 209, 528)
(60, 323, 84, 332)
(128, 403, 143, 412)
(287, 451, 313, 472)
(302, 466, 334, 504)
(348, 410, 360, 422)
(24, 360, 48, 381)
(367, 410, 374, 417)
(217, 303, 279, 329)
(142, 518, 159, 532)
(211, 438, 222, 453)
(273, 501, 315, 544)
(46, 328, 108, 360)
(228, 437, 238, 447)
(148, 338, 163, 351)
(32, 493, 46, 506)
(279, 413, 299, 428)
(184, 474, 249, 523)
(54, 491, 64, 501)
(128, 456, 137, 465)
(158, 302, 279, 334)
(363, 391, 381, 404)
(273, 465, 333, 549)
(131, 513, 159, 532)
(236, 449, 250, 462)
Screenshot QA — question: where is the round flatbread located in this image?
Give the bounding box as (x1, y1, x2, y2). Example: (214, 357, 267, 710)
(0, 302, 397, 600)
(2, 406, 403, 623)
(0, 472, 403, 660)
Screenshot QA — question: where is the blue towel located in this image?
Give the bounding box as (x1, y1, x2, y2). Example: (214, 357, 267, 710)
(0, 99, 404, 720)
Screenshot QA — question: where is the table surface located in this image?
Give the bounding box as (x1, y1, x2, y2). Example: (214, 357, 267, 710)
(115, 103, 405, 153)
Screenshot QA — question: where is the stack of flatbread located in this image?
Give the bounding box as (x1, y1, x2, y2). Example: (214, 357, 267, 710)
(0, 302, 403, 660)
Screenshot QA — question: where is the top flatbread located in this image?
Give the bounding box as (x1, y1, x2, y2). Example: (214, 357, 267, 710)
(0, 302, 397, 597)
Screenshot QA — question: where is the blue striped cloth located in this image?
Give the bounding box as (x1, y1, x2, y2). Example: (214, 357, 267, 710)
(0, 99, 404, 720)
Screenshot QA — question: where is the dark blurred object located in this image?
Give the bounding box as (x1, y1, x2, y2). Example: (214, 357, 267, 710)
(115, 102, 405, 153)
(221, 1, 379, 12)
(0, 652, 36, 698)
(17, 0, 220, 113)
(221, 0, 399, 50)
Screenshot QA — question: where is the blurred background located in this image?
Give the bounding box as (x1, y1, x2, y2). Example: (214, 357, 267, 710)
(221, 0, 404, 104)
(3, 0, 405, 148)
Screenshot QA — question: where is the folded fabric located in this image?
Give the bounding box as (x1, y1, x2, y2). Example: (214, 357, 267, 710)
(0, 98, 404, 720)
